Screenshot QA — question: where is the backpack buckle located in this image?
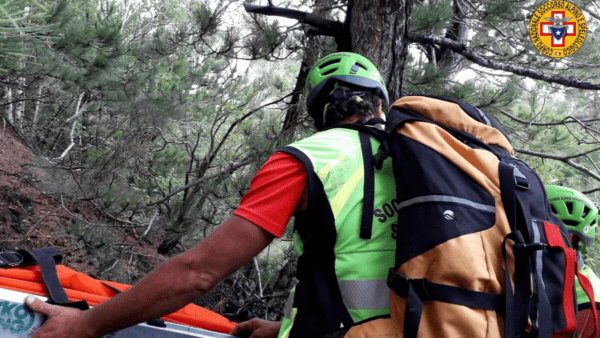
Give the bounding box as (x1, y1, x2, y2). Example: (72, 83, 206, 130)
(514, 242, 547, 251)
(373, 146, 389, 170)
(513, 167, 529, 189)
(0, 252, 23, 268)
(387, 269, 409, 296)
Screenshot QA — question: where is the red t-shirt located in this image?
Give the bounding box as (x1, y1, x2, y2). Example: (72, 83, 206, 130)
(233, 152, 307, 237)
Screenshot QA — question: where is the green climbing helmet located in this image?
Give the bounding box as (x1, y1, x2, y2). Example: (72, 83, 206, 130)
(546, 185, 598, 245)
(305, 52, 389, 124)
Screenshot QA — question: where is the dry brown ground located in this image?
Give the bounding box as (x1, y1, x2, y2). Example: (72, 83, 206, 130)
(0, 125, 166, 278)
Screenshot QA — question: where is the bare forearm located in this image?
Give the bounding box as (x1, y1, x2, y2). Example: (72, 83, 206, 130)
(82, 254, 212, 336)
(28, 215, 275, 338)
(82, 215, 275, 337)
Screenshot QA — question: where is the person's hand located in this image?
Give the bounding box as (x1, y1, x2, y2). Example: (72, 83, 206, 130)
(25, 296, 94, 338)
(230, 318, 282, 338)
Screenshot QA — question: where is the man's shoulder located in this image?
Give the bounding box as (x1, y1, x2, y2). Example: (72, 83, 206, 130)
(288, 128, 359, 147)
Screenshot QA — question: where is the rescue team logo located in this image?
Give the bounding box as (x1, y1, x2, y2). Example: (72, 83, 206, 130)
(0, 301, 37, 336)
(529, 1, 587, 58)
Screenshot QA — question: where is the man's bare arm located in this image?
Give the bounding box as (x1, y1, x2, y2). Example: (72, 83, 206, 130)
(27, 215, 276, 338)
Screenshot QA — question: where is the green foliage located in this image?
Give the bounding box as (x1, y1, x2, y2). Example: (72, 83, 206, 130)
(66, 218, 109, 251)
(0, 0, 60, 72)
(410, 1, 452, 34)
(244, 15, 286, 59)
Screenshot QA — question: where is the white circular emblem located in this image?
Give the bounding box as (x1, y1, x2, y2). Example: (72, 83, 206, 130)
(444, 210, 454, 220)
(584, 225, 590, 234)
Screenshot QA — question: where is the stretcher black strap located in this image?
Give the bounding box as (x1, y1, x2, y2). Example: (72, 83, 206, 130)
(0, 247, 89, 310)
(387, 269, 504, 338)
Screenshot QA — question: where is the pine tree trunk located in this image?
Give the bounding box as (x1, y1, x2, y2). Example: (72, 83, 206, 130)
(280, 1, 334, 134)
(349, 0, 414, 102)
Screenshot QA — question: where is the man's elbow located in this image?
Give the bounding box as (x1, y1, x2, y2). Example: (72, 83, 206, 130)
(169, 254, 221, 296)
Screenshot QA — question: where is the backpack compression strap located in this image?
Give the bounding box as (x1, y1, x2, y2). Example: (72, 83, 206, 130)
(0, 247, 89, 310)
(387, 269, 504, 338)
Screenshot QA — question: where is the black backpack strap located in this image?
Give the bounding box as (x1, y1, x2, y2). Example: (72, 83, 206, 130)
(0, 248, 89, 310)
(387, 269, 504, 338)
(329, 120, 390, 240)
(359, 131, 375, 239)
(499, 162, 556, 338)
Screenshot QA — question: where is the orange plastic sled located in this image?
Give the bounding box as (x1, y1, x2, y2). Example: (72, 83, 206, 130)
(0, 265, 236, 334)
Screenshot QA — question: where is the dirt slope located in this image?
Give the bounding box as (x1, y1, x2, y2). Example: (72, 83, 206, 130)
(0, 126, 167, 278)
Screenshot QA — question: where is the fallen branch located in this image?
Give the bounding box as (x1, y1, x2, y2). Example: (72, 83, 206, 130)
(53, 93, 89, 162)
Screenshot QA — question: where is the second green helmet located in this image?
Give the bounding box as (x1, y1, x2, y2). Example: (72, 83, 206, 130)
(546, 185, 598, 245)
(305, 52, 389, 124)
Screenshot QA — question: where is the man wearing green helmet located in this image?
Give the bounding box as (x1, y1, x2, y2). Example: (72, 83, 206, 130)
(304, 52, 389, 130)
(546, 185, 600, 338)
(233, 52, 396, 338)
(27, 52, 397, 338)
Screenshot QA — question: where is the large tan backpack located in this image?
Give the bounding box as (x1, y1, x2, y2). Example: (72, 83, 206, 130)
(377, 96, 597, 338)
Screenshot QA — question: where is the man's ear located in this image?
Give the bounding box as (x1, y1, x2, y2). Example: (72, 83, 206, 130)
(374, 104, 384, 119)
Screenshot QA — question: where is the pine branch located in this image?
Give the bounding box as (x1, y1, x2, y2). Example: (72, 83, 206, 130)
(201, 93, 293, 180)
(243, 3, 343, 35)
(409, 33, 600, 90)
(148, 158, 254, 206)
(582, 187, 600, 194)
(515, 147, 600, 182)
(492, 107, 600, 128)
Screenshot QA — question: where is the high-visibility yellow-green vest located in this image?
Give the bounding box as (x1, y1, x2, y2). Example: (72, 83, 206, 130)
(276, 126, 397, 338)
(576, 264, 600, 308)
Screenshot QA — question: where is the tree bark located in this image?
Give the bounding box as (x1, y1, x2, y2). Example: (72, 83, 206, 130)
(349, 0, 414, 102)
(280, 2, 333, 134)
(436, 0, 468, 70)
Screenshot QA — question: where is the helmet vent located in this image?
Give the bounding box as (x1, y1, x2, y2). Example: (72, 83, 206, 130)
(322, 68, 337, 76)
(551, 204, 558, 215)
(563, 220, 579, 227)
(355, 62, 367, 70)
(319, 59, 341, 69)
(583, 206, 591, 218)
(566, 201, 574, 214)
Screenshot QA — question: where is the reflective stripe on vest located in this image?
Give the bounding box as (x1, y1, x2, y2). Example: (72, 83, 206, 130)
(278, 289, 296, 338)
(338, 279, 390, 310)
(277, 128, 396, 338)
